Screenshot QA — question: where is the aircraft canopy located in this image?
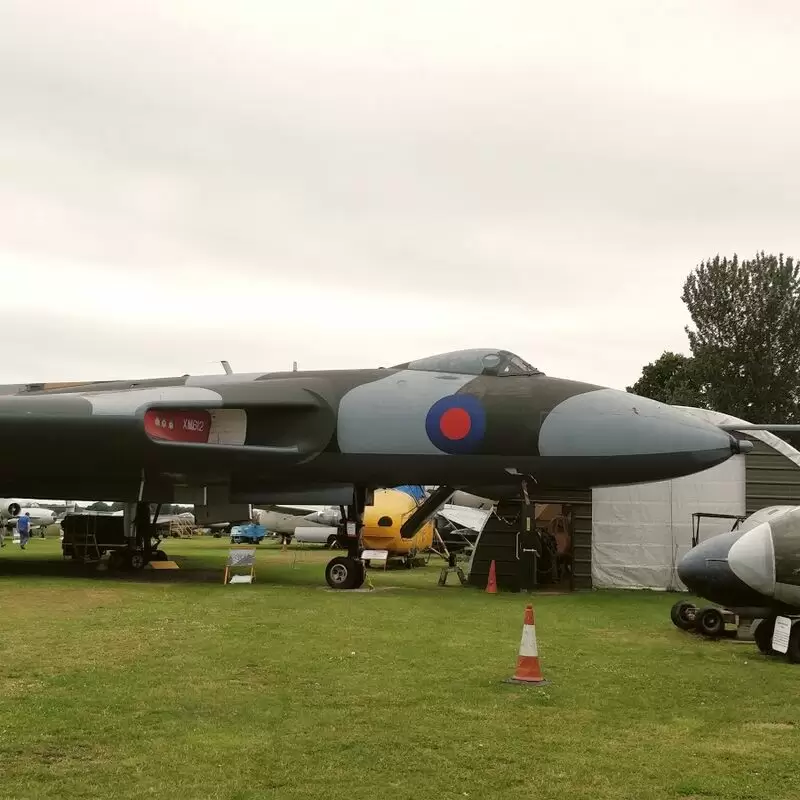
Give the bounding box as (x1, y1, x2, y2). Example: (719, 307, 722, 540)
(392, 349, 541, 377)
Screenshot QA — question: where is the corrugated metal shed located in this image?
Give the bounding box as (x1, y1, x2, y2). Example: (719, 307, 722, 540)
(744, 436, 800, 514)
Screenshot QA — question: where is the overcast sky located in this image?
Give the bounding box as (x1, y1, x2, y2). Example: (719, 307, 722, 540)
(2, 1, 799, 389)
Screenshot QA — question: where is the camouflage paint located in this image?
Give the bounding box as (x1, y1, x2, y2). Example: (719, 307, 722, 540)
(0, 349, 745, 502)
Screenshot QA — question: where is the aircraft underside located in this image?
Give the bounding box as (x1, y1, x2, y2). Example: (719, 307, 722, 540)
(0, 449, 738, 505)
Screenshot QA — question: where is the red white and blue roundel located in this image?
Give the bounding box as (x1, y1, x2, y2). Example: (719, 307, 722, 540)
(425, 394, 486, 454)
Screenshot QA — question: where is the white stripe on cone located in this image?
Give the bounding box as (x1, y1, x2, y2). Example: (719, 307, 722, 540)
(519, 624, 538, 658)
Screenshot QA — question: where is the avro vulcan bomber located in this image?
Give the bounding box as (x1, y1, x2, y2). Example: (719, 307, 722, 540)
(0, 348, 749, 588)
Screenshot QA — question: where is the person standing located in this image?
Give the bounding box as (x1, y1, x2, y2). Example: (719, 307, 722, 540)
(17, 512, 31, 550)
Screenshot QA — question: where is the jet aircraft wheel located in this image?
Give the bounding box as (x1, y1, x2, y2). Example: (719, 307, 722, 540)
(108, 550, 125, 570)
(153, 550, 168, 561)
(325, 557, 361, 590)
(326, 534, 338, 549)
(696, 606, 725, 638)
(128, 552, 147, 571)
(754, 617, 776, 655)
(786, 624, 800, 664)
(670, 600, 698, 631)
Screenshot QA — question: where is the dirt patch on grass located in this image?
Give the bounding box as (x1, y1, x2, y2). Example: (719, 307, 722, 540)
(0, 586, 124, 621)
(2, 678, 46, 697)
(744, 721, 795, 731)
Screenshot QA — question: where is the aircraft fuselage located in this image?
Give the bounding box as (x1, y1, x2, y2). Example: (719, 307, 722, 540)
(678, 505, 800, 615)
(0, 351, 745, 504)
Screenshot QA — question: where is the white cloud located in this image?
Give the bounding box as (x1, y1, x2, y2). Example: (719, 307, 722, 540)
(1, 0, 799, 390)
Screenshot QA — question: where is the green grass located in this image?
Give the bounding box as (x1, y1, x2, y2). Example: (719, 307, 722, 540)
(0, 535, 797, 799)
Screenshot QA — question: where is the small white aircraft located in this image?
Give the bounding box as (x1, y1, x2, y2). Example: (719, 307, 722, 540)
(0, 498, 57, 528)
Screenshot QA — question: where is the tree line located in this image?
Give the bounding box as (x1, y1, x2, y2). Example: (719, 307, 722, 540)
(628, 252, 800, 436)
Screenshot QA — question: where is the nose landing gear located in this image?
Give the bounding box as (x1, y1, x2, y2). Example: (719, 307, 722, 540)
(669, 600, 738, 638)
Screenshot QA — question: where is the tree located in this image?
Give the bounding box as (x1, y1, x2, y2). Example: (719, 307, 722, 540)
(626, 351, 707, 408)
(86, 501, 111, 513)
(681, 252, 800, 422)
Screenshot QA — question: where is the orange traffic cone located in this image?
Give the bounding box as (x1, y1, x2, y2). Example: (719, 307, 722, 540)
(506, 605, 549, 686)
(486, 560, 498, 593)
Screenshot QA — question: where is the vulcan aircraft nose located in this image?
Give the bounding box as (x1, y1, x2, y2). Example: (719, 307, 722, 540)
(538, 388, 740, 481)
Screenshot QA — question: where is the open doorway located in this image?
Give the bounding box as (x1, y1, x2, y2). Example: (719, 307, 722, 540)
(527, 502, 573, 591)
(467, 498, 577, 592)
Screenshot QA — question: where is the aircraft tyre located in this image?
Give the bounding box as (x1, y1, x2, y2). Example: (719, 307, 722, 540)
(127, 551, 147, 571)
(153, 550, 168, 561)
(326, 534, 338, 549)
(325, 556, 363, 590)
(670, 600, 698, 631)
(754, 617, 776, 654)
(786, 624, 800, 664)
(696, 606, 725, 638)
(354, 560, 366, 589)
(108, 550, 125, 570)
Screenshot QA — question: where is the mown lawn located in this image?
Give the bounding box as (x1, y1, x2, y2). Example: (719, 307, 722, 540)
(0, 535, 797, 799)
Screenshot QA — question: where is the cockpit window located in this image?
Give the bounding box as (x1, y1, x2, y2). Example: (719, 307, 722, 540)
(391, 349, 542, 377)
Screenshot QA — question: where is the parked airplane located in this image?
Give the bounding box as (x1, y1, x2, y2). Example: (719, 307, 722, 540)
(674, 505, 800, 661)
(256, 488, 491, 559)
(0, 499, 57, 528)
(0, 347, 751, 588)
(251, 508, 335, 543)
(360, 487, 436, 558)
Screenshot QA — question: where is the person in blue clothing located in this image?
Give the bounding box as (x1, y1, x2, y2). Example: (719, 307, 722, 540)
(16, 512, 31, 549)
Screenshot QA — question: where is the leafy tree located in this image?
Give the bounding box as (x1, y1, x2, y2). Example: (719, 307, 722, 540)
(627, 351, 707, 408)
(681, 252, 800, 422)
(629, 252, 800, 425)
(86, 501, 111, 513)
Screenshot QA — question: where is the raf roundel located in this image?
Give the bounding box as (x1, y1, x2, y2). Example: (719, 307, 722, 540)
(425, 394, 486, 453)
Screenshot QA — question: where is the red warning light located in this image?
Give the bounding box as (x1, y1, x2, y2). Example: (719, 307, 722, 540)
(144, 409, 212, 443)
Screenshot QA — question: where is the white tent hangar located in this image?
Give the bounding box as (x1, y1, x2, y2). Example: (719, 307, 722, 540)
(591, 407, 800, 591)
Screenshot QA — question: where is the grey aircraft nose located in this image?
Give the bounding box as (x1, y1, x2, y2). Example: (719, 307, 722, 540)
(677, 531, 768, 608)
(538, 388, 747, 482)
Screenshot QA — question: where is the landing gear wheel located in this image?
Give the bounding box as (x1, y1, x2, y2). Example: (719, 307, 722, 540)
(325, 557, 362, 590)
(353, 560, 366, 589)
(696, 606, 725, 638)
(153, 550, 168, 561)
(128, 551, 146, 571)
(786, 623, 800, 664)
(671, 600, 698, 631)
(326, 534, 338, 549)
(108, 550, 125, 570)
(754, 617, 776, 654)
